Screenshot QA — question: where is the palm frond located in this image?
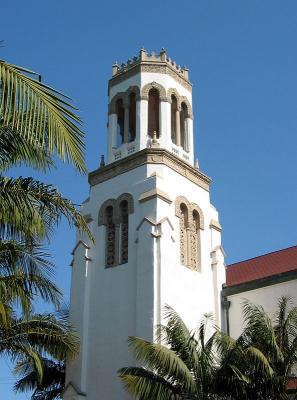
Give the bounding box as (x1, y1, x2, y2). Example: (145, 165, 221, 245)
(0, 176, 92, 241)
(119, 366, 182, 400)
(14, 357, 65, 400)
(0, 60, 86, 173)
(0, 124, 54, 172)
(127, 336, 196, 394)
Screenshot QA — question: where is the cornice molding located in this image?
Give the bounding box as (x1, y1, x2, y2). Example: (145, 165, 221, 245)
(108, 62, 192, 93)
(88, 148, 211, 191)
(138, 188, 172, 204)
(209, 220, 222, 232)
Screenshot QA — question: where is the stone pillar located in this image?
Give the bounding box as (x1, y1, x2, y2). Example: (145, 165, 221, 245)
(135, 100, 141, 147)
(123, 105, 129, 143)
(139, 99, 148, 149)
(187, 117, 194, 165)
(175, 108, 181, 147)
(108, 113, 118, 163)
(184, 117, 190, 152)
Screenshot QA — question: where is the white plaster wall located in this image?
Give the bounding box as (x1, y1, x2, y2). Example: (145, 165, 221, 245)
(66, 243, 91, 392)
(227, 280, 297, 339)
(66, 161, 225, 400)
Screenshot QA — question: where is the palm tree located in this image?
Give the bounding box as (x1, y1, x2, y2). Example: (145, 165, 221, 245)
(15, 357, 65, 400)
(241, 296, 297, 399)
(119, 306, 225, 399)
(0, 54, 93, 396)
(119, 306, 277, 400)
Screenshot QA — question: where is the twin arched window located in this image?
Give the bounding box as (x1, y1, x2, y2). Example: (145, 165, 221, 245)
(115, 92, 137, 146)
(98, 194, 134, 267)
(171, 95, 189, 151)
(176, 197, 204, 271)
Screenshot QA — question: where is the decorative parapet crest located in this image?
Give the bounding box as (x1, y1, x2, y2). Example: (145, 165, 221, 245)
(109, 48, 192, 93)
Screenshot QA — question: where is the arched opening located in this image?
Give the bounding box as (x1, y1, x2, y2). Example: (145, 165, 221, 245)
(116, 99, 125, 146)
(119, 200, 129, 264)
(128, 92, 136, 142)
(105, 206, 116, 267)
(180, 102, 188, 151)
(180, 203, 189, 266)
(148, 89, 160, 138)
(171, 95, 178, 144)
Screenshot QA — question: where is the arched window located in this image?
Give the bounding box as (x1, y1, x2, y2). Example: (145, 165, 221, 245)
(105, 206, 116, 267)
(190, 210, 201, 270)
(116, 98, 125, 146)
(171, 95, 178, 144)
(119, 200, 129, 264)
(175, 197, 204, 271)
(148, 89, 160, 138)
(180, 102, 188, 151)
(128, 92, 136, 142)
(179, 203, 188, 266)
(99, 194, 134, 268)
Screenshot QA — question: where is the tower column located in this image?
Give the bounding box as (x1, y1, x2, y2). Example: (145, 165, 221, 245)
(108, 113, 118, 161)
(175, 108, 181, 147)
(139, 99, 148, 149)
(135, 99, 141, 146)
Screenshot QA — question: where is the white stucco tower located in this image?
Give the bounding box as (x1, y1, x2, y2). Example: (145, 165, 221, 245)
(64, 49, 225, 400)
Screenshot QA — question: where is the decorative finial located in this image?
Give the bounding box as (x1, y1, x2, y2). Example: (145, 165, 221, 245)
(139, 47, 146, 60)
(112, 62, 119, 76)
(150, 131, 160, 148)
(183, 66, 189, 79)
(195, 158, 199, 170)
(100, 154, 105, 168)
(160, 48, 166, 61)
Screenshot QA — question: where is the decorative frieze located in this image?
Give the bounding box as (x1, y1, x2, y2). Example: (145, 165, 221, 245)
(89, 148, 211, 191)
(109, 62, 192, 93)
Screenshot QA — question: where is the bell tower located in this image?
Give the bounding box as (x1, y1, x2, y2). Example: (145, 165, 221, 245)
(107, 48, 194, 165)
(64, 49, 225, 400)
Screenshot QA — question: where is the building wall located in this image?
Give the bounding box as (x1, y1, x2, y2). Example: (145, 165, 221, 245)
(66, 161, 225, 399)
(227, 279, 297, 339)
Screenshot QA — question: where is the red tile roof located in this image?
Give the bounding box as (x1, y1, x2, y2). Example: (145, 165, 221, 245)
(226, 246, 297, 287)
(287, 377, 297, 391)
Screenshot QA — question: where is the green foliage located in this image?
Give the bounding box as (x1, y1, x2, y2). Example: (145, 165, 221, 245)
(0, 54, 93, 398)
(14, 357, 65, 400)
(0, 60, 86, 173)
(119, 300, 297, 400)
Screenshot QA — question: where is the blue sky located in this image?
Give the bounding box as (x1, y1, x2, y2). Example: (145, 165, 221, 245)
(1, 0, 297, 397)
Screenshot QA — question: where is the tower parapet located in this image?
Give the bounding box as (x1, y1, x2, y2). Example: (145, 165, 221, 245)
(107, 48, 194, 166)
(110, 48, 190, 83)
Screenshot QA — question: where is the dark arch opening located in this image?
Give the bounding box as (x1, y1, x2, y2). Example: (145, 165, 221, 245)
(128, 92, 136, 142)
(148, 89, 160, 138)
(171, 95, 178, 144)
(180, 102, 188, 150)
(116, 99, 125, 146)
